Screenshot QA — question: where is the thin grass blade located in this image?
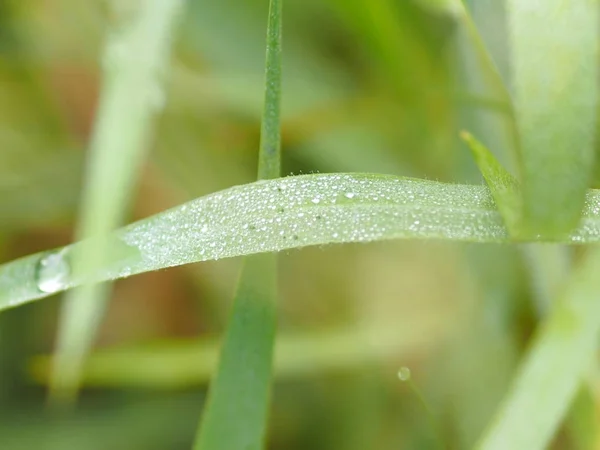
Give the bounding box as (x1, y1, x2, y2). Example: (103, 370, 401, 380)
(461, 131, 521, 235)
(507, 0, 599, 237)
(193, 255, 276, 450)
(453, 0, 520, 174)
(49, 0, 185, 403)
(194, 1, 282, 448)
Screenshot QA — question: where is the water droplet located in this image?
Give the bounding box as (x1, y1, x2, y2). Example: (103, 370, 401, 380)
(397, 367, 411, 382)
(312, 197, 321, 204)
(35, 251, 71, 294)
(345, 192, 355, 199)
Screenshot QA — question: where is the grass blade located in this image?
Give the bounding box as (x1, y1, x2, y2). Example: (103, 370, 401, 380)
(0, 174, 504, 309)
(453, 0, 520, 175)
(7, 173, 600, 311)
(461, 131, 521, 235)
(507, 0, 599, 237)
(193, 255, 277, 450)
(194, 1, 282, 448)
(49, 0, 185, 403)
(478, 246, 600, 450)
(256, 0, 282, 182)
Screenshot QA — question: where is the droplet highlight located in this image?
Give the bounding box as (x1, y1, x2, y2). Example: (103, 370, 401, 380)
(35, 251, 71, 294)
(398, 367, 411, 382)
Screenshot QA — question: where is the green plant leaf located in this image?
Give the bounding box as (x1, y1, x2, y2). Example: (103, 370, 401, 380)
(5, 174, 600, 310)
(478, 246, 600, 450)
(507, 0, 599, 237)
(194, 1, 282, 448)
(461, 131, 521, 235)
(0, 174, 496, 309)
(5, 173, 600, 312)
(453, 0, 520, 176)
(256, 0, 282, 183)
(48, 0, 185, 403)
(193, 254, 277, 450)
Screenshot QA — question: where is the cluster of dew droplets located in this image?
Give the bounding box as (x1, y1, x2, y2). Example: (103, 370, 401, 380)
(571, 190, 600, 243)
(116, 174, 509, 275)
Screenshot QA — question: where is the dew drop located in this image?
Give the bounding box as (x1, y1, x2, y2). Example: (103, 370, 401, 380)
(397, 367, 411, 382)
(312, 197, 321, 204)
(345, 192, 355, 199)
(35, 251, 71, 294)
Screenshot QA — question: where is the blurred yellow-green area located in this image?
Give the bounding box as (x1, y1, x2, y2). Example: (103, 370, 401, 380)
(0, 1, 593, 449)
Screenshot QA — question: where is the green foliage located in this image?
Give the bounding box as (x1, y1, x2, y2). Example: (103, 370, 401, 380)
(478, 247, 600, 450)
(195, 1, 281, 448)
(194, 254, 277, 450)
(6, 173, 600, 310)
(461, 131, 521, 235)
(0, 1, 599, 449)
(507, 0, 599, 237)
(49, 0, 186, 403)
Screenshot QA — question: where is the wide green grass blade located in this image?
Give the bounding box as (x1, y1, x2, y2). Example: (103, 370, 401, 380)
(478, 246, 600, 450)
(49, 0, 185, 402)
(507, 0, 599, 237)
(194, 1, 282, 448)
(7, 173, 600, 311)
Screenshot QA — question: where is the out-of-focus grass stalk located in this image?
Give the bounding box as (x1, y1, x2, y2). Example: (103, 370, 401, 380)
(193, 1, 282, 449)
(29, 317, 447, 388)
(478, 247, 600, 450)
(506, 0, 598, 238)
(521, 245, 572, 316)
(462, 123, 599, 448)
(49, 0, 185, 403)
(476, 2, 600, 448)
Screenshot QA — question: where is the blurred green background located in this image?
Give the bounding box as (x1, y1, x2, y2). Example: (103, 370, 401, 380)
(0, 0, 588, 449)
